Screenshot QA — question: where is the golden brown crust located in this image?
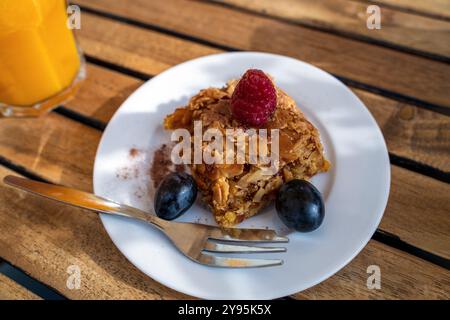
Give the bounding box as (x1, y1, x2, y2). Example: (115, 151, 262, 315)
(164, 79, 330, 227)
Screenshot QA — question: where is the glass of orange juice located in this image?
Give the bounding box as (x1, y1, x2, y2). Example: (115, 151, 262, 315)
(0, 0, 85, 117)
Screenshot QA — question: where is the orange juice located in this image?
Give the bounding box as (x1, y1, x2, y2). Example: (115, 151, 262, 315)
(0, 0, 81, 106)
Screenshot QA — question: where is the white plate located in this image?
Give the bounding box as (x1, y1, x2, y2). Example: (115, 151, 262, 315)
(93, 52, 390, 300)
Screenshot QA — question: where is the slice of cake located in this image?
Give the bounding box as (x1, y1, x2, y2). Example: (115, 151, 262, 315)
(164, 70, 329, 227)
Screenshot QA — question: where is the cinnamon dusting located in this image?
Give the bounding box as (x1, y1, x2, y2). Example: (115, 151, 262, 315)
(150, 144, 186, 188)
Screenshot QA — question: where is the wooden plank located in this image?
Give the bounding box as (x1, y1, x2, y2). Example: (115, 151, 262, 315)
(74, 0, 450, 108)
(0, 114, 98, 190)
(0, 165, 448, 299)
(0, 166, 190, 300)
(213, 0, 450, 59)
(66, 64, 142, 123)
(71, 12, 450, 172)
(76, 13, 219, 76)
(293, 240, 450, 300)
(0, 273, 41, 300)
(367, 0, 450, 20)
(70, 64, 450, 175)
(382, 166, 450, 258)
(0, 96, 449, 258)
(354, 89, 450, 173)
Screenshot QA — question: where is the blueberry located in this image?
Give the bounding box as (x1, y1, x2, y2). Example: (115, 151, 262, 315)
(154, 172, 197, 220)
(275, 179, 324, 232)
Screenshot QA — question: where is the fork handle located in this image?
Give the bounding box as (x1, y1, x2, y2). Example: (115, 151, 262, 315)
(3, 175, 168, 230)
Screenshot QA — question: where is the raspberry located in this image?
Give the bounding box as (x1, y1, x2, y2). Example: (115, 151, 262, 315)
(230, 69, 277, 127)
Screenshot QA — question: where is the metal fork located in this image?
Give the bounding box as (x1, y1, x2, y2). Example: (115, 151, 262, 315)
(3, 175, 288, 268)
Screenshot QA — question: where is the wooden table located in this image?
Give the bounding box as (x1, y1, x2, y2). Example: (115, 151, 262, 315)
(0, 0, 449, 300)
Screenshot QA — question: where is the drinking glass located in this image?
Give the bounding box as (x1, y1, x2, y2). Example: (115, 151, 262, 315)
(0, 0, 85, 117)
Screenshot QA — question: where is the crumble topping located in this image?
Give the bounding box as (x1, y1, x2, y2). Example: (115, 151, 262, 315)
(164, 79, 330, 227)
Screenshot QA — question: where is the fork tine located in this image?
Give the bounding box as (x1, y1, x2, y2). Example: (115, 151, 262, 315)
(208, 227, 289, 243)
(203, 241, 286, 253)
(197, 252, 283, 268)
